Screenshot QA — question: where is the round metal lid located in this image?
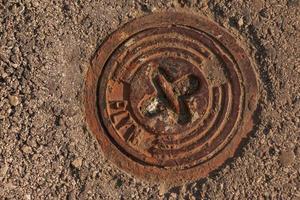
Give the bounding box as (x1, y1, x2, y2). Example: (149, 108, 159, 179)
(84, 12, 258, 184)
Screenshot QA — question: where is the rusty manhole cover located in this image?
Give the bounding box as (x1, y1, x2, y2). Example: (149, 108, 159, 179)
(85, 12, 258, 184)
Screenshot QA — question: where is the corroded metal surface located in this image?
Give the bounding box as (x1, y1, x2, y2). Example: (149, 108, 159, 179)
(85, 12, 258, 184)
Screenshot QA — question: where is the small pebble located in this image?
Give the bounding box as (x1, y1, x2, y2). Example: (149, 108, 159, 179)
(1, 72, 8, 78)
(279, 150, 295, 167)
(22, 145, 33, 154)
(25, 194, 31, 200)
(238, 17, 244, 27)
(8, 95, 20, 106)
(72, 157, 83, 168)
(159, 184, 167, 196)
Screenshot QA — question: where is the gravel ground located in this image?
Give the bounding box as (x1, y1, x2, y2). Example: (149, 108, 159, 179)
(0, 0, 299, 199)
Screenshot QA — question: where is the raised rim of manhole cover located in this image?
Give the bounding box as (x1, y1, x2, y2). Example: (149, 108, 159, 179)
(84, 12, 258, 184)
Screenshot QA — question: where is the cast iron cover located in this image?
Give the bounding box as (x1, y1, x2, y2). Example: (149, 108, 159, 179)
(85, 12, 258, 184)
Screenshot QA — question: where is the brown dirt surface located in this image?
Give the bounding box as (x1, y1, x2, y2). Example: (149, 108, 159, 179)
(0, 0, 299, 199)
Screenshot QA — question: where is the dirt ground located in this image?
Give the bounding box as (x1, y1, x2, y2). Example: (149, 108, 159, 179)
(0, 0, 299, 199)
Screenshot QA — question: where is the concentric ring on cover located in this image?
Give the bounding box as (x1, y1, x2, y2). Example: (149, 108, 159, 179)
(85, 12, 258, 183)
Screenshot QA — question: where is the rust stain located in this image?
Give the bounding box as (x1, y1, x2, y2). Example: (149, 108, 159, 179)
(84, 12, 258, 184)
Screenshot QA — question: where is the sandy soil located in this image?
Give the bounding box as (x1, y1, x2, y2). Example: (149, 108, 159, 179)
(0, 0, 299, 199)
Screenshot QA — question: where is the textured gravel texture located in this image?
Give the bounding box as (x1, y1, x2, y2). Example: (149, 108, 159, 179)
(0, 0, 299, 199)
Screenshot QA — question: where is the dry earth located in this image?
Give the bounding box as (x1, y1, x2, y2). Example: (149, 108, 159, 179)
(0, 0, 299, 199)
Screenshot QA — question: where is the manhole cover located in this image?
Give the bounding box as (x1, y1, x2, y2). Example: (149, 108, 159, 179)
(85, 12, 258, 184)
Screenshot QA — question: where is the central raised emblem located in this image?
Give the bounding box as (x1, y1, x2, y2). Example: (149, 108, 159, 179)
(140, 63, 199, 125)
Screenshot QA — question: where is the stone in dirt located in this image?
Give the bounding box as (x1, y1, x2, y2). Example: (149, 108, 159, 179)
(8, 95, 20, 106)
(238, 17, 244, 27)
(279, 150, 295, 167)
(22, 145, 33, 154)
(72, 158, 83, 168)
